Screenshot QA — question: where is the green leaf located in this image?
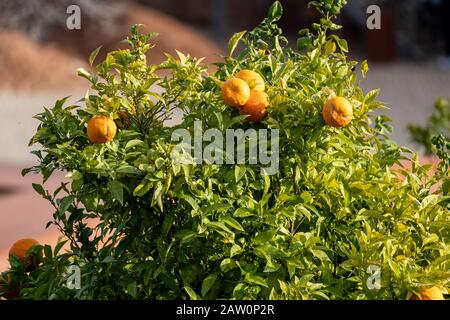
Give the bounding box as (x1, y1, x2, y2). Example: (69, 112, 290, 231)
(324, 40, 336, 54)
(108, 180, 124, 205)
(365, 89, 380, 103)
(101, 256, 115, 263)
(220, 258, 237, 273)
(176, 50, 187, 65)
(133, 180, 152, 197)
(22, 167, 32, 176)
(181, 195, 200, 214)
(221, 216, 244, 232)
(89, 46, 102, 66)
(43, 245, 53, 259)
(361, 60, 369, 78)
(420, 194, 441, 210)
(59, 195, 75, 214)
(130, 24, 144, 36)
(53, 240, 67, 255)
(297, 37, 309, 51)
(332, 35, 348, 52)
(127, 281, 137, 298)
(423, 233, 439, 246)
(184, 286, 200, 300)
(252, 229, 276, 245)
(152, 181, 164, 212)
(234, 207, 255, 218)
(208, 221, 234, 235)
(228, 30, 246, 57)
(175, 230, 198, 245)
(117, 165, 140, 175)
(125, 139, 145, 150)
(162, 213, 175, 238)
(32, 183, 46, 197)
(268, 1, 283, 21)
(235, 165, 246, 183)
(310, 249, 330, 261)
(311, 291, 330, 300)
(201, 273, 218, 297)
(244, 273, 268, 287)
(77, 67, 91, 81)
(263, 174, 271, 196)
(230, 244, 242, 257)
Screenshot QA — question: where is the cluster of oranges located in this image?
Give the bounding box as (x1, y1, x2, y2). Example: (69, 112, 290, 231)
(0, 238, 41, 299)
(221, 70, 269, 123)
(221, 69, 354, 127)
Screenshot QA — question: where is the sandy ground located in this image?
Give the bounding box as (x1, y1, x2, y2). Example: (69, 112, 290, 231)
(0, 60, 449, 271)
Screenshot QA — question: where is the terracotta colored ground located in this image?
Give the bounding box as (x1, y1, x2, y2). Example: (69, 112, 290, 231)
(0, 31, 87, 91)
(0, 3, 222, 91)
(0, 166, 66, 271)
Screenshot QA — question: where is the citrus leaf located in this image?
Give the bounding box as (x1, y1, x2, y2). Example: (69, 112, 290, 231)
(228, 30, 246, 57)
(108, 180, 124, 205)
(221, 216, 244, 232)
(220, 258, 237, 273)
(89, 46, 102, 66)
(244, 273, 268, 287)
(268, 1, 283, 21)
(184, 286, 200, 300)
(201, 273, 218, 297)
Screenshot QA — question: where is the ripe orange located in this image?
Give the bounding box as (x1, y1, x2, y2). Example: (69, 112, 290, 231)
(322, 96, 353, 128)
(235, 69, 265, 91)
(221, 77, 251, 107)
(9, 238, 41, 271)
(410, 287, 445, 300)
(0, 273, 20, 300)
(240, 90, 269, 122)
(87, 115, 117, 143)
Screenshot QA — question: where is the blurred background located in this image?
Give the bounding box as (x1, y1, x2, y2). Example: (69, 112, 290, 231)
(0, 0, 449, 270)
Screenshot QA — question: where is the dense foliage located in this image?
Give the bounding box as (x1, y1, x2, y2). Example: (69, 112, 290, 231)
(3, 1, 449, 300)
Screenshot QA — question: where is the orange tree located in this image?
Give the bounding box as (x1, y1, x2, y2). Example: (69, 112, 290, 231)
(3, 1, 449, 299)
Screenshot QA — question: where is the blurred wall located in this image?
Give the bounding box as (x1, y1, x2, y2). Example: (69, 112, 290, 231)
(138, 0, 319, 42)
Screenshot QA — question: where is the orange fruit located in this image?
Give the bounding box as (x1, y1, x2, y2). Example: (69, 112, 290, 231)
(235, 69, 265, 91)
(87, 115, 117, 143)
(240, 90, 269, 122)
(411, 287, 445, 300)
(0, 273, 20, 300)
(9, 238, 41, 271)
(221, 78, 251, 107)
(322, 96, 353, 128)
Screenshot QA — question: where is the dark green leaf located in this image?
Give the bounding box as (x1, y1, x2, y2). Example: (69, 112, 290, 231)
(268, 1, 283, 21)
(201, 273, 218, 297)
(108, 180, 124, 204)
